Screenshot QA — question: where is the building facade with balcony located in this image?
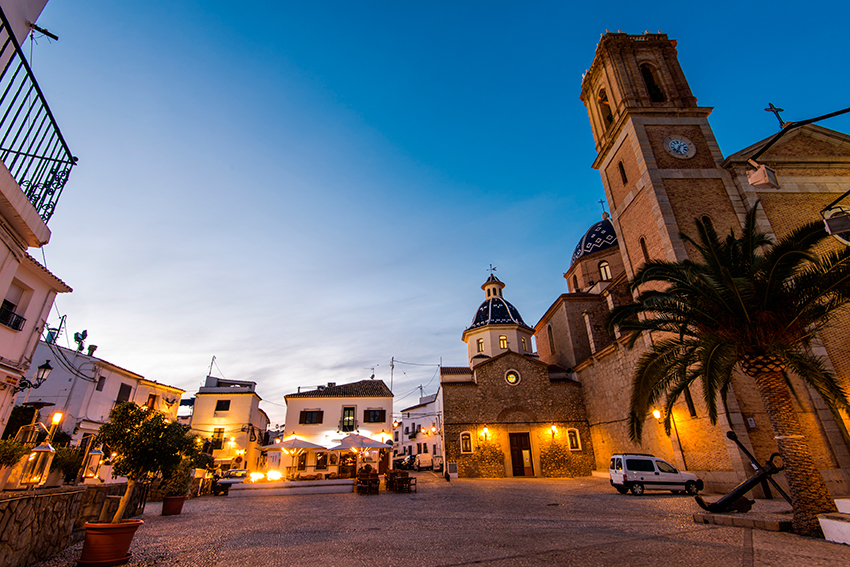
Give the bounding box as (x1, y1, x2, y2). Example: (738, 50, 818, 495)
(283, 379, 393, 476)
(0, 0, 77, 433)
(15, 340, 184, 443)
(189, 376, 270, 472)
(396, 393, 442, 469)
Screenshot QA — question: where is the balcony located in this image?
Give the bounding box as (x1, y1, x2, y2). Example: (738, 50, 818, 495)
(0, 304, 24, 330)
(0, 6, 75, 225)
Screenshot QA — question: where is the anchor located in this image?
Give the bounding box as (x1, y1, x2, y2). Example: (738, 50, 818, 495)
(694, 431, 790, 513)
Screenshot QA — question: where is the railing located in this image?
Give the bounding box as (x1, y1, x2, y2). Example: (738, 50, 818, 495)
(339, 419, 359, 433)
(0, 6, 75, 224)
(0, 304, 25, 330)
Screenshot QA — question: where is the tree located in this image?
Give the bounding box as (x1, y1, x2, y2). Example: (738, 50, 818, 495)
(607, 204, 850, 537)
(97, 402, 193, 522)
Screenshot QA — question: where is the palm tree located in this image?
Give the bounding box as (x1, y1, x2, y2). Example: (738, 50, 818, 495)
(607, 203, 850, 537)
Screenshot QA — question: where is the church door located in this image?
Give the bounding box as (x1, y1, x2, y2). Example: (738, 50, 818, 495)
(509, 433, 533, 477)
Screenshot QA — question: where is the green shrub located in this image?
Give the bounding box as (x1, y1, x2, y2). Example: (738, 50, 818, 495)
(0, 439, 28, 468)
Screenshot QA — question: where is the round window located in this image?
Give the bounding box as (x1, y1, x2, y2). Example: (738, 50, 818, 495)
(505, 370, 521, 385)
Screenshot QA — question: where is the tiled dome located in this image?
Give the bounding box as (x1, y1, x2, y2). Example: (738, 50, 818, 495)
(571, 215, 618, 265)
(468, 275, 531, 330)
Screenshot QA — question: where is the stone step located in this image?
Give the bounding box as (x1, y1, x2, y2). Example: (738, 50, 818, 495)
(836, 499, 850, 514)
(228, 479, 355, 497)
(818, 512, 850, 545)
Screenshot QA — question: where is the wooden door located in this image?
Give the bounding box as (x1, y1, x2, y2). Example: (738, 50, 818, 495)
(509, 433, 533, 477)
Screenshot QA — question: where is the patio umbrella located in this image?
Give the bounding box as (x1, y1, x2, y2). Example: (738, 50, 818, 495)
(329, 434, 391, 474)
(259, 438, 327, 478)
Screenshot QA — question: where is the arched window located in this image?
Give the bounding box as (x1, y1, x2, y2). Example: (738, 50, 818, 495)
(618, 161, 628, 185)
(547, 325, 555, 353)
(499, 335, 508, 349)
(640, 64, 666, 103)
(476, 338, 484, 353)
(639, 237, 650, 262)
(567, 429, 581, 451)
(460, 432, 473, 453)
(701, 215, 714, 231)
(572, 275, 579, 292)
(598, 88, 614, 125)
(487, 289, 491, 297)
(599, 261, 612, 281)
(521, 337, 527, 352)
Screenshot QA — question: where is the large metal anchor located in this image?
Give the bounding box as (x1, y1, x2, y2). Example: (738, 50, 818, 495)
(694, 431, 790, 513)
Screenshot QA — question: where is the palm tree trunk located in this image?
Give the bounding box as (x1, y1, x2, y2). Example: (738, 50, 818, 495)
(749, 368, 837, 537)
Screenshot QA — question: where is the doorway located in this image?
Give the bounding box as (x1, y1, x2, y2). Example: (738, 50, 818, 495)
(509, 433, 534, 477)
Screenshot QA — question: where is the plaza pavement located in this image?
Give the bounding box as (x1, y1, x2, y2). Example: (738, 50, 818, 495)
(36, 473, 850, 567)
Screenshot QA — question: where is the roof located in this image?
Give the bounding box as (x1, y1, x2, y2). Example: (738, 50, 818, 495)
(571, 215, 618, 266)
(440, 367, 473, 376)
(23, 253, 72, 293)
(284, 379, 393, 399)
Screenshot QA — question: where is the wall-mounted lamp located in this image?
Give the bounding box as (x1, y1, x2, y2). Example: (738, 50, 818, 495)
(20, 442, 55, 486)
(481, 426, 489, 441)
(82, 447, 103, 479)
(551, 425, 558, 439)
(652, 409, 662, 422)
(392, 421, 399, 428)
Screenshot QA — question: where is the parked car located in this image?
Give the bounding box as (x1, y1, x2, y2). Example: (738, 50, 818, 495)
(414, 453, 432, 471)
(609, 453, 703, 496)
(396, 455, 415, 470)
(392, 457, 407, 469)
(212, 468, 249, 496)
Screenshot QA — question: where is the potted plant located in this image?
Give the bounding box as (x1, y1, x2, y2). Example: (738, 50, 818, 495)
(48, 445, 84, 486)
(159, 459, 193, 516)
(77, 403, 191, 566)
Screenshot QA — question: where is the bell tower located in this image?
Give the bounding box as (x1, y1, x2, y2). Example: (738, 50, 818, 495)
(580, 32, 747, 278)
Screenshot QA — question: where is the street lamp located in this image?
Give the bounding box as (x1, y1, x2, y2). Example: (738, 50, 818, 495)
(14, 359, 53, 394)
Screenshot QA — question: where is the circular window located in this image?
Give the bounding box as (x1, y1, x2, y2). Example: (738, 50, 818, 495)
(505, 370, 521, 385)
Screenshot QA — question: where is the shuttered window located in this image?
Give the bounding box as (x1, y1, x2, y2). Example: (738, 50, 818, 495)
(299, 410, 323, 424)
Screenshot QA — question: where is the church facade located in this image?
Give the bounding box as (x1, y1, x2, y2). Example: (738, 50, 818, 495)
(530, 32, 850, 494)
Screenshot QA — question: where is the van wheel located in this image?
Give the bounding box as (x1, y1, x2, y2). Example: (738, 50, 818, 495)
(630, 482, 644, 496)
(685, 481, 699, 495)
(615, 486, 629, 495)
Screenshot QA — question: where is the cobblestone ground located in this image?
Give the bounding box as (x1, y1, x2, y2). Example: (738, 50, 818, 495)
(36, 474, 850, 567)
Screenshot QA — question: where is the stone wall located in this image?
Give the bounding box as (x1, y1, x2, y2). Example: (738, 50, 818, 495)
(76, 482, 146, 528)
(0, 487, 84, 567)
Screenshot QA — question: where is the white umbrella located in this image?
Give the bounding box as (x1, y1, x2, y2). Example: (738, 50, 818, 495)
(329, 434, 391, 475)
(259, 438, 327, 478)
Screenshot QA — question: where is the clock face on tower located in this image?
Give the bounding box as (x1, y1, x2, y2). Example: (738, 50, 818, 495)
(663, 135, 697, 159)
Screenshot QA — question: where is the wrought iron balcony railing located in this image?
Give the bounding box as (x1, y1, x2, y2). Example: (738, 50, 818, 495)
(0, 304, 25, 330)
(0, 7, 75, 224)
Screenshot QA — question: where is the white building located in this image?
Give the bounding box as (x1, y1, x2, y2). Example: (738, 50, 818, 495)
(16, 340, 184, 443)
(396, 393, 442, 469)
(0, 0, 76, 433)
(189, 376, 270, 471)
(282, 380, 393, 476)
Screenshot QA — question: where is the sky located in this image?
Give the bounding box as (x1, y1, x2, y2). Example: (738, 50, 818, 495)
(23, 1, 850, 426)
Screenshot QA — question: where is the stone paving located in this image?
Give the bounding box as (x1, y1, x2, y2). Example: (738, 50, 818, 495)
(35, 473, 850, 566)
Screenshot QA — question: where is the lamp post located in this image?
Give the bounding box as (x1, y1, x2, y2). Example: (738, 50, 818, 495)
(20, 412, 62, 488)
(16, 359, 53, 400)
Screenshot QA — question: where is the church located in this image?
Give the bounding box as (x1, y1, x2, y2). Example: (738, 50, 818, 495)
(440, 32, 850, 494)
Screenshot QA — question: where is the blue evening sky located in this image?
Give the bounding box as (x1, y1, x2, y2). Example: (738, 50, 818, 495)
(28, 1, 850, 424)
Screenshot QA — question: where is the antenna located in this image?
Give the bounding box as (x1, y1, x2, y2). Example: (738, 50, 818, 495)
(208, 355, 216, 378)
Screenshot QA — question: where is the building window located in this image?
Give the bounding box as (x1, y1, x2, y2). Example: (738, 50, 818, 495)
(572, 275, 579, 293)
(567, 429, 581, 451)
(521, 337, 527, 352)
(364, 409, 386, 423)
(95, 376, 106, 392)
(116, 383, 132, 404)
(505, 370, 521, 385)
(639, 237, 650, 262)
(598, 88, 613, 125)
(215, 399, 230, 412)
(701, 215, 714, 231)
(618, 160, 628, 184)
(599, 261, 612, 281)
(640, 64, 666, 103)
(416, 443, 422, 454)
(547, 325, 555, 353)
(499, 335, 508, 349)
(477, 338, 484, 353)
(393, 431, 398, 442)
(422, 443, 428, 454)
(341, 407, 356, 432)
(297, 453, 307, 471)
(316, 452, 328, 470)
(299, 410, 323, 424)
(460, 432, 473, 454)
(212, 427, 224, 450)
(146, 394, 158, 409)
(433, 444, 437, 455)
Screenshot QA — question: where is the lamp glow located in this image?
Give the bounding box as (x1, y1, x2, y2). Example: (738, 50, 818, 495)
(249, 472, 265, 483)
(267, 470, 282, 481)
(652, 409, 662, 420)
(51, 412, 63, 425)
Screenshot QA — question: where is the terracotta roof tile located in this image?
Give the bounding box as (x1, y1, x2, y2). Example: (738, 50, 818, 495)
(284, 379, 392, 399)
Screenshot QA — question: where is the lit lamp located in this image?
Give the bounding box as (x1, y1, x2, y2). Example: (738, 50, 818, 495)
(20, 442, 55, 486)
(551, 425, 557, 439)
(652, 409, 662, 422)
(82, 447, 104, 479)
(481, 426, 489, 441)
(48, 412, 63, 441)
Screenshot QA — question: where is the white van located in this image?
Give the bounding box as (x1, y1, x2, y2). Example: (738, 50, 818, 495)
(609, 453, 703, 496)
(413, 453, 432, 471)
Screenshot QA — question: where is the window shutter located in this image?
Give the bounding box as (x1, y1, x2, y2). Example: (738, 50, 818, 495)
(317, 411, 324, 424)
(363, 410, 369, 423)
(299, 411, 306, 424)
(379, 409, 386, 422)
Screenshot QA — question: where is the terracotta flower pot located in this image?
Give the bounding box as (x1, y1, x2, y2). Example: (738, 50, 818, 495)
(77, 519, 143, 567)
(161, 495, 187, 516)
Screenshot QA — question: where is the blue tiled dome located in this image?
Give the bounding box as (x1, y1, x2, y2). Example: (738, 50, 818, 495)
(468, 297, 529, 330)
(571, 216, 618, 265)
